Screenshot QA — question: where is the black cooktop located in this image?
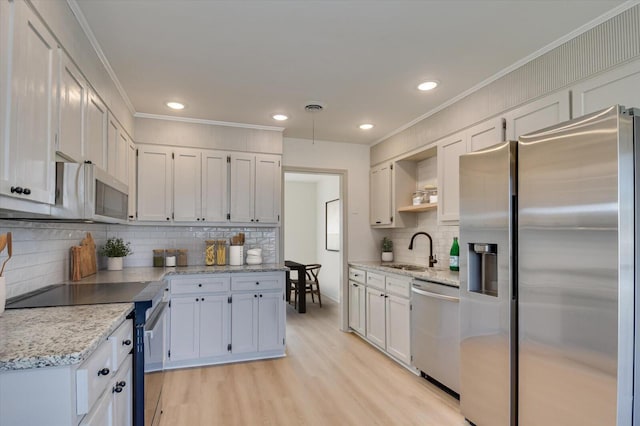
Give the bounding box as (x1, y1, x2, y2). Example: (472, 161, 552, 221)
(5, 282, 152, 309)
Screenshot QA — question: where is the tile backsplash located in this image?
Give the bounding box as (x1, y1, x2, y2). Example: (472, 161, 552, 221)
(0, 220, 277, 298)
(389, 211, 459, 268)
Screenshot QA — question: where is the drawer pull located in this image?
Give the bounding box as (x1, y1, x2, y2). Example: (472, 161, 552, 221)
(113, 381, 126, 393)
(198, 283, 202, 287)
(122, 339, 132, 346)
(117, 381, 126, 388)
(97, 368, 110, 376)
(256, 281, 260, 285)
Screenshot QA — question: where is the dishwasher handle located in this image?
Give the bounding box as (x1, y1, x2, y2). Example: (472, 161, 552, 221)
(411, 286, 459, 303)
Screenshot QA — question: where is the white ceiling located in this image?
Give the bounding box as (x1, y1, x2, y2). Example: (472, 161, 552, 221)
(76, 0, 627, 145)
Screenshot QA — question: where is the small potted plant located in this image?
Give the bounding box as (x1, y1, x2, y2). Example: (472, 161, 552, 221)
(381, 237, 393, 262)
(100, 237, 132, 271)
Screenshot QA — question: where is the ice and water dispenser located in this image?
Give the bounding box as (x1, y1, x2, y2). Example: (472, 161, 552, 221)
(468, 243, 498, 296)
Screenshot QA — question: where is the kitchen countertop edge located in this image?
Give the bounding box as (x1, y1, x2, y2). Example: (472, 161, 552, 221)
(0, 303, 133, 371)
(348, 261, 460, 287)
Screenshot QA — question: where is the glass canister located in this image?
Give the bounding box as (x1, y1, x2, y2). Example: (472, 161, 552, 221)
(165, 249, 176, 267)
(177, 249, 188, 267)
(205, 240, 216, 266)
(153, 249, 165, 267)
(216, 240, 227, 265)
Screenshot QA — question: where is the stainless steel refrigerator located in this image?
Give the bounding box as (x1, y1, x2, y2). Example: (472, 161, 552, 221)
(459, 105, 636, 426)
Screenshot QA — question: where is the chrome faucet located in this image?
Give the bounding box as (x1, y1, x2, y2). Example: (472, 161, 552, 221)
(408, 232, 438, 267)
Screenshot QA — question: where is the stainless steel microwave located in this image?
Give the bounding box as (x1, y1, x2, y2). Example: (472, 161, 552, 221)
(52, 162, 129, 223)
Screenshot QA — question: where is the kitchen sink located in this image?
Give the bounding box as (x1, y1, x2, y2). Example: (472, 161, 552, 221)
(384, 264, 429, 272)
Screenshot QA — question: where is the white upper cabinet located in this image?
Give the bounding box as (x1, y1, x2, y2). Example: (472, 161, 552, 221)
(370, 163, 392, 226)
(173, 147, 202, 222)
(127, 140, 136, 220)
(57, 49, 86, 163)
(369, 160, 417, 229)
(230, 153, 280, 224)
(107, 112, 128, 185)
(174, 148, 229, 223)
(137, 144, 173, 222)
(229, 153, 255, 223)
(254, 155, 281, 223)
(437, 131, 466, 223)
(202, 150, 228, 222)
(0, 0, 58, 204)
(85, 89, 108, 170)
(571, 59, 640, 117)
(467, 117, 504, 152)
(504, 90, 570, 140)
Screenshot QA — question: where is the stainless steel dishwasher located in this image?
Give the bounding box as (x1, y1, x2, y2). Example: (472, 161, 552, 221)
(411, 278, 460, 394)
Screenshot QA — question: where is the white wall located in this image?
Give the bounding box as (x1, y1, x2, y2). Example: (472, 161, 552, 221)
(315, 176, 340, 302)
(283, 138, 383, 263)
(283, 181, 317, 264)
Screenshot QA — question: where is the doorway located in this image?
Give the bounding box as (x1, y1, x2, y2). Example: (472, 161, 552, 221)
(281, 168, 348, 329)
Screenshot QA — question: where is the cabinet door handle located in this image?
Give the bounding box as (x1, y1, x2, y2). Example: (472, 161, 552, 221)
(254, 294, 257, 298)
(259, 294, 263, 298)
(122, 339, 132, 346)
(10, 186, 23, 194)
(97, 368, 110, 376)
(198, 283, 202, 287)
(166, 217, 170, 221)
(255, 219, 259, 222)
(202, 297, 205, 301)
(23, 188, 31, 195)
(256, 282, 260, 285)
(117, 381, 126, 388)
(196, 298, 199, 302)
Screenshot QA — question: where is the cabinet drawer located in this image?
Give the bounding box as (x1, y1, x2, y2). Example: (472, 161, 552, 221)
(366, 271, 385, 291)
(76, 339, 113, 415)
(79, 382, 112, 426)
(348, 267, 366, 283)
(108, 318, 133, 371)
(386, 275, 411, 298)
(232, 274, 281, 291)
(170, 275, 230, 294)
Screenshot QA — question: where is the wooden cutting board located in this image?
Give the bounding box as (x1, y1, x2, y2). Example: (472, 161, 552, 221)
(71, 233, 97, 281)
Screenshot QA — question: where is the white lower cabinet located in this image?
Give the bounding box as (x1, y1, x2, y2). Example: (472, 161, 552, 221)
(166, 271, 286, 369)
(0, 315, 133, 426)
(112, 356, 132, 426)
(385, 295, 411, 365)
(348, 281, 366, 335)
(169, 294, 229, 362)
(365, 287, 387, 349)
(350, 267, 413, 369)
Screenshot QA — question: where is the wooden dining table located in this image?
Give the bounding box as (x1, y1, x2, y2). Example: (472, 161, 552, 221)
(285, 260, 307, 313)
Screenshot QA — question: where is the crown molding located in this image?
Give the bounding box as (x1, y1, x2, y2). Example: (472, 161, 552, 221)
(372, 0, 640, 146)
(135, 112, 285, 132)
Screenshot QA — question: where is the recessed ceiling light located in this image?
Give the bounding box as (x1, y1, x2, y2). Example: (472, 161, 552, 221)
(359, 123, 374, 130)
(417, 81, 439, 91)
(166, 101, 185, 110)
(272, 114, 288, 121)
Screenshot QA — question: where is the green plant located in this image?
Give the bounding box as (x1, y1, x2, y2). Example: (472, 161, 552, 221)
(382, 237, 393, 252)
(99, 237, 132, 258)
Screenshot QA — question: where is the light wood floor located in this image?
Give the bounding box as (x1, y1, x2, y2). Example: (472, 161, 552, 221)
(159, 298, 465, 425)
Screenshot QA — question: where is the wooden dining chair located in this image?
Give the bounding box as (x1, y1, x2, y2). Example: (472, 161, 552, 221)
(292, 264, 323, 307)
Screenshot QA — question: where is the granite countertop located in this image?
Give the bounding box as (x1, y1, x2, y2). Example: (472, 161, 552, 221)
(0, 303, 133, 371)
(349, 261, 460, 287)
(70, 264, 288, 285)
(0, 264, 287, 372)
